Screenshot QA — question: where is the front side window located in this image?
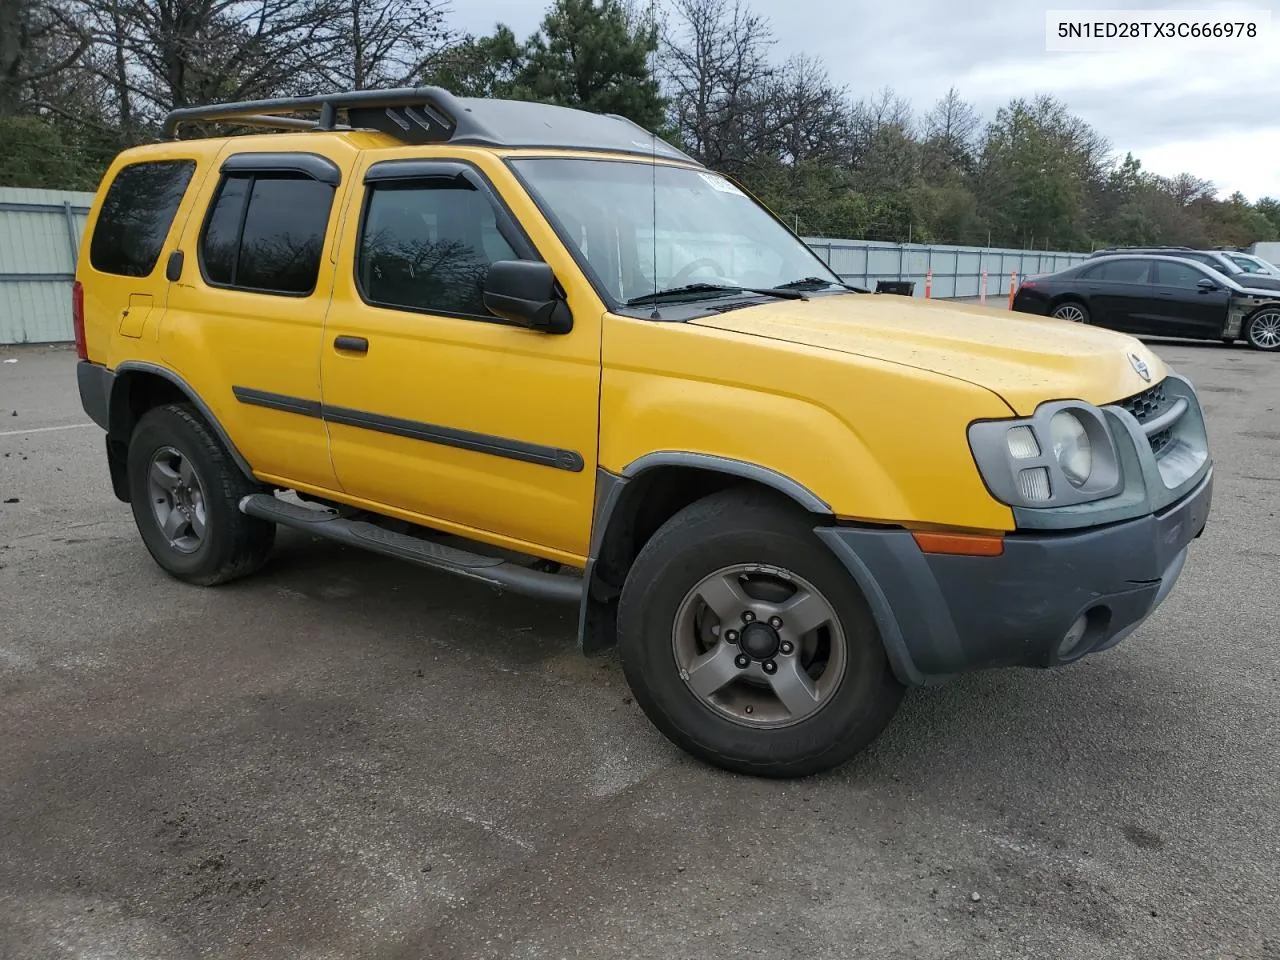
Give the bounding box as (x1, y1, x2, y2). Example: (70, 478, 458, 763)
(1228, 254, 1264, 273)
(508, 157, 841, 305)
(89, 159, 196, 277)
(198, 172, 334, 295)
(1156, 261, 1208, 288)
(357, 180, 517, 318)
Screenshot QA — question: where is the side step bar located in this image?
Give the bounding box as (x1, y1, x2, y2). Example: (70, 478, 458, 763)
(239, 494, 582, 604)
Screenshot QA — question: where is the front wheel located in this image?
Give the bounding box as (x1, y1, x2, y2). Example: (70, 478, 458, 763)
(1052, 300, 1089, 324)
(1245, 308, 1280, 351)
(617, 489, 904, 778)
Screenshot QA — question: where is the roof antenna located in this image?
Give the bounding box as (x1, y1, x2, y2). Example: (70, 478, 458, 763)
(649, 127, 660, 320)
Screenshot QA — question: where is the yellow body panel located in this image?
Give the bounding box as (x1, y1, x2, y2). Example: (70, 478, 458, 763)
(319, 146, 605, 560)
(689, 294, 1167, 416)
(78, 129, 1174, 559)
(599, 314, 1019, 531)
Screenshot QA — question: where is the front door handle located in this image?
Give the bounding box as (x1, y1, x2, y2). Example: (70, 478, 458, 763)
(334, 335, 368, 354)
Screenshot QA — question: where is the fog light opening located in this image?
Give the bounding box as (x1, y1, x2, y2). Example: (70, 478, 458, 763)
(1056, 606, 1112, 662)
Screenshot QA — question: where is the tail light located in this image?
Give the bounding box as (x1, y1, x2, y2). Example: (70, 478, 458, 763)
(72, 281, 87, 360)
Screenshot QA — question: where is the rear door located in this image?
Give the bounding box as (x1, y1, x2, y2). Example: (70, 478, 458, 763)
(1149, 260, 1231, 338)
(1082, 259, 1157, 331)
(161, 142, 360, 493)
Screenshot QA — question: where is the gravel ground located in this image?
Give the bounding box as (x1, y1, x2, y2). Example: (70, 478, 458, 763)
(1, 339, 1277, 960)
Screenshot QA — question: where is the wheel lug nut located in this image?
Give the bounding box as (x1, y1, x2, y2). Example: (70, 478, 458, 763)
(734, 654, 750, 669)
(742, 611, 755, 623)
(725, 630, 739, 643)
(780, 641, 794, 655)
(763, 660, 777, 674)
(769, 616, 782, 629)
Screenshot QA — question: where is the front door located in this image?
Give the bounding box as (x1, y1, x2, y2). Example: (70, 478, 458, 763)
(319, 154, 602, 563)
(1149, 260, 1231, 338)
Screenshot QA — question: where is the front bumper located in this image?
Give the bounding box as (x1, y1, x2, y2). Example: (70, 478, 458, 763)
(815, 466, 1213, 686)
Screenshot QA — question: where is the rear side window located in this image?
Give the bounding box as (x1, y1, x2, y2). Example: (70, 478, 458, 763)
(89, 159, 196, 277)
(1084, 260, 1152, 283)
(199, 172, 335, 295)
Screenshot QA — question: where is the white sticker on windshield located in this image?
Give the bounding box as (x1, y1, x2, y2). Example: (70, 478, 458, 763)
(697, 172, 745, 196)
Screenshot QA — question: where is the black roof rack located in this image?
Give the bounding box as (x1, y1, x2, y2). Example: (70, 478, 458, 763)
(162, 86, 700, 165)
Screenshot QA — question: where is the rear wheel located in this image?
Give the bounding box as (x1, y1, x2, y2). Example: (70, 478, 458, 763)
(617, 489, 904, 778)
(127, 403, 275, 585)
(1051, 300, 1089, 323)
(1245, 308, 1280, 351)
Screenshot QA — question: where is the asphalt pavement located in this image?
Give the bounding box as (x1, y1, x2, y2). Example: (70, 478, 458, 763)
(1, 339, 1277, 960)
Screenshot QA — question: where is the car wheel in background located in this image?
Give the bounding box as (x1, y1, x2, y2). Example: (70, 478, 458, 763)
(1244, 308, 1280, 351)
(1051, 301, 1090, 324)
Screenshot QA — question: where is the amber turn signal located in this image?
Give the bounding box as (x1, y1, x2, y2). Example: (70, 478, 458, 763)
(911, 531, 1005, 557)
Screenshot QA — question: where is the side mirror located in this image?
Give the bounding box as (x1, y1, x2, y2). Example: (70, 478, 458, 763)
(483, 260, 573, 334)
(1197, 278, 1218, 293)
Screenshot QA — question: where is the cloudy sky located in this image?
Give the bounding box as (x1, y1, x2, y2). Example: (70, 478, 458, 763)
(450, 0, 1279, 201)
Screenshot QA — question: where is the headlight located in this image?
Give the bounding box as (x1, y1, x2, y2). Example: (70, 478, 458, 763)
(1049, 411, 1092, 486)
(968, 401, 1123, 509)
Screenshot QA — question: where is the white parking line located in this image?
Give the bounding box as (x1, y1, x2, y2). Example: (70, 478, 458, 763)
(0, 423, 95, 438)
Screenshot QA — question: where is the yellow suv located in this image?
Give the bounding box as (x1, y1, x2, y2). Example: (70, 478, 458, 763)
(73, 88, 1214, 777)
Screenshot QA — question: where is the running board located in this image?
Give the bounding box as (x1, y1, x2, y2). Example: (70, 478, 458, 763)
(239, 494, 582, 604)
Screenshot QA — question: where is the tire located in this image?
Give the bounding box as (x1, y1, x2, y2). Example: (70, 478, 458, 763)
(126, 403, 275, 586)
(617, 488, 904, 778)
(1244, 308, 1280, 351)
(1051, 300, 1089, 324)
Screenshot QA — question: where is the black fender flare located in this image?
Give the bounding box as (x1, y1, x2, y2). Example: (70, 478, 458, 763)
(110, 361, 257, 481)
(576, 452, 833, 654)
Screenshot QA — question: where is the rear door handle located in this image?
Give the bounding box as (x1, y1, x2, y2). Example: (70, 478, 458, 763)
(334, 335, 368, 354)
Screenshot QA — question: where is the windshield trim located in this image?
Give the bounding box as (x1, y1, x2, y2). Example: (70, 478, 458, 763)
(503, 154, 843, 317)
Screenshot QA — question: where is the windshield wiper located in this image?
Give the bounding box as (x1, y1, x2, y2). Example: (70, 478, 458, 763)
(775, 276, 866, 292)
(625, 282, 809, 307)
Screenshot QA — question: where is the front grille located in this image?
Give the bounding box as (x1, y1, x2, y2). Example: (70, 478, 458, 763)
(1116, 382, 1173, 424)
(1149, 429, 1174, 456)
(1113, 380, 1184, 459)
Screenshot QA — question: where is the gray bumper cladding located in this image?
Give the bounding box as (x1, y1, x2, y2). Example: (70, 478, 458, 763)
(816, 467, 1213, 686)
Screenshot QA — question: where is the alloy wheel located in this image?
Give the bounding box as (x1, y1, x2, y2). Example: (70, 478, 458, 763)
(672, 563, 847, 728)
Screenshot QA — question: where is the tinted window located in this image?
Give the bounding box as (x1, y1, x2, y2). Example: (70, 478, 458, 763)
(200, 176, 250, 285)
(198, 172, 334, 295)
(358, 181, 517, 317)
(1156, 261, 1207, 288)
(1087, 260, 1152, 283)
(89, 159, 195, 277)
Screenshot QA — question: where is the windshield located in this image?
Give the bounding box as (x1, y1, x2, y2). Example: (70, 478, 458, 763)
(1228, 253, 1278, 274)
(508, 157, 842, 305)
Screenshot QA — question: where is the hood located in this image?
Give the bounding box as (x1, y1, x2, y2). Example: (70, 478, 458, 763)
(1234, 274, 1280, 292)
(689, 294, 1167, 415)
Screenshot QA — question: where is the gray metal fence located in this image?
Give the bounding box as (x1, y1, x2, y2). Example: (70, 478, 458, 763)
(0, 187, 94, 345)
(0, 191, 1094, 345)
(802, 238, 1091, 300)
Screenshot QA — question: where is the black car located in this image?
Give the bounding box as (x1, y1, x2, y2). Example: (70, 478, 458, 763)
(1088, 246, 1280, 291)
(1011, 254, 1280, 351)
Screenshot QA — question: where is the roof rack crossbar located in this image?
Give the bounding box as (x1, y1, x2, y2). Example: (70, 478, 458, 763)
(162, 86, 487, 144)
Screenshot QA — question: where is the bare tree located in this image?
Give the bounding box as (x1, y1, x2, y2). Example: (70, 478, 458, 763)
(0, 0, 90, 115)
(765, 54, 849, 165)
(846, 85, 912, 169)
(79, 0, 338, 129)
(309, 0, 455, 90)
(660, 0, 774, 170)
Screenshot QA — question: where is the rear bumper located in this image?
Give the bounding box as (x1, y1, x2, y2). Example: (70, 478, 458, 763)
(816, 466, 1213, 686)
(77, 360, 111, 430)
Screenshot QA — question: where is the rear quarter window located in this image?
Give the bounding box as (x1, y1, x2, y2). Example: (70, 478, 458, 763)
(89, 159, 196, 277)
